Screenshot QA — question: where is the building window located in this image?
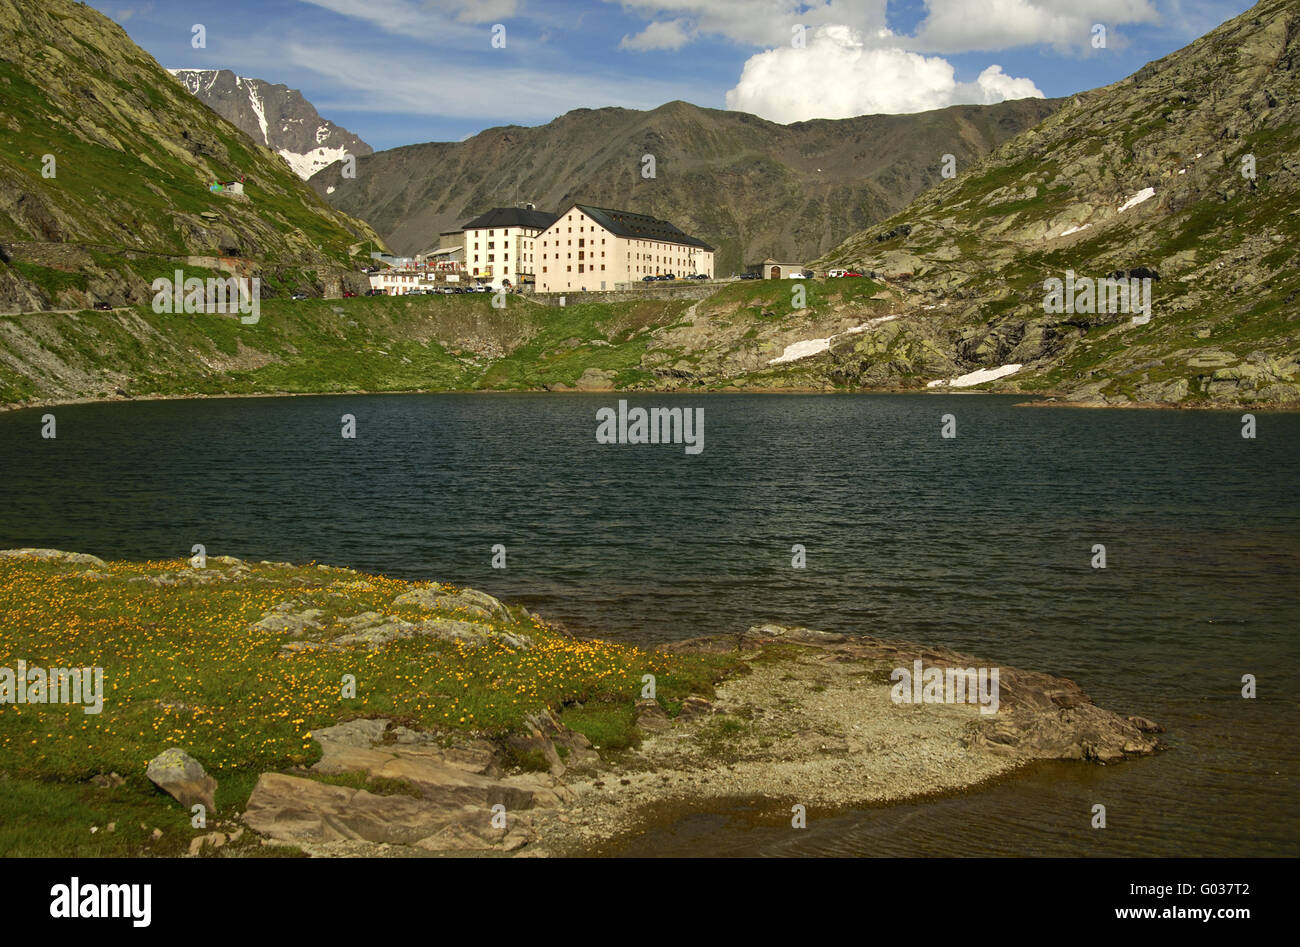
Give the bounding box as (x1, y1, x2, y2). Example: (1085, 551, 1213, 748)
(578, 238, 584, 247)
(488, 254, 494, 262)
(578, 264, 584, 273)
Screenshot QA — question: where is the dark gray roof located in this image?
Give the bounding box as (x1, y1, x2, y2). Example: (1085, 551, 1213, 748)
(460, 207, 559, 231)
(570, 204, 714, 251)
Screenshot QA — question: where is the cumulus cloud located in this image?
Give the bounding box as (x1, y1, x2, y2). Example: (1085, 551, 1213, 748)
(724, 25, 1044, 123)
(620, 18, 693, 51)
(969, 64, 1044, 103)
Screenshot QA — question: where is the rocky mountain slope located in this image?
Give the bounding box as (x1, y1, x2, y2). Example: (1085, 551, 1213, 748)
(797, 0, 1300, 406)
(0, 0, 385, 312)
(170, 69, 373, 180)
(311, 97, 1061, 273)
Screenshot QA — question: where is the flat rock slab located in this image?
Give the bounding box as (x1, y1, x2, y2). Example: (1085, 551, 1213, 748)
(242, 718, 575, 854)
(244, 773, 528, 848)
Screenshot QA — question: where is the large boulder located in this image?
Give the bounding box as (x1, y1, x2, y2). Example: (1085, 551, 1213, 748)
(146, 747, 217, 812)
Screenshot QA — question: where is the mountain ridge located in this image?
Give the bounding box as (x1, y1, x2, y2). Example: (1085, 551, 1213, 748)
(310, 96, 1062, 272)
(169, 68, 373, 180)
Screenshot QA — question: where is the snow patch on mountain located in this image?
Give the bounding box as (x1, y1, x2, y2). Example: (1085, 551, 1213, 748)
(239, 77, 270, 146)
(768, 315, 898, 365)
(926, 363, 1022, 388)
(1118, 187, 1156, 213)
(278, 146, 353, 180)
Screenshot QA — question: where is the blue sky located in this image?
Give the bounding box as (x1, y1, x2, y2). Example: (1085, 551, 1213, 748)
(90, 0, 1255, 151)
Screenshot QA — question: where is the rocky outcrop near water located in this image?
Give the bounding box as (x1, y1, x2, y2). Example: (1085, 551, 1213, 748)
(236, 620, 1161, 856)
(242, 718, 578, 854)
(673, 623, 1161, 762)
(0, 547, 1164, 857)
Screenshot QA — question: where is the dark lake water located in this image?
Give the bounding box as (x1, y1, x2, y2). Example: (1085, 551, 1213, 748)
(1, 392, 1296, 856)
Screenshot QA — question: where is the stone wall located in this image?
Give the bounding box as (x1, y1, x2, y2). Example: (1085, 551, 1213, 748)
(529, 281, 725, 307)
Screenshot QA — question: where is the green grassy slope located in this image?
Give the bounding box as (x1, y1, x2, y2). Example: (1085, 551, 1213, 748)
(0, 553, 736, 855)
(812, 0, 1300, 406)
(0, 0, 386, 311)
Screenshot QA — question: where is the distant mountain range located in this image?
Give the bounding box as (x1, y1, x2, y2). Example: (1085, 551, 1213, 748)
(310, 97, 1062, 274)
(170, 68, 372, 180)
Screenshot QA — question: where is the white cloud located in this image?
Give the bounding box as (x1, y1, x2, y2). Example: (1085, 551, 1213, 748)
(430, 0, 520, 24)
(620, 18, 693, 51)
(604, 0, 889, 48)
(295, 0, 513, 38)
(969, 64, 1044, 103)
(724, 25, 1043, 123)
(282, 41, 696, 121)
(112, 3, 152, 23)
(911, 0, 1161, 53)
(607, 0, 1164, 53)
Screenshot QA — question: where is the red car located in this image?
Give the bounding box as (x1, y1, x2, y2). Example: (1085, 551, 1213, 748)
(342, 290, 357, 297)
(844, 271, 865, 277)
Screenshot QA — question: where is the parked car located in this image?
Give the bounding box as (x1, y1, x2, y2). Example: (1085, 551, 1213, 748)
(291, 292, 308, 300)
(738, 272, 759, 280)
(844, 271, 865, 278)
(364, 288, 384, 296)
(342, 290, 357, 298)
(827, 268, 847, 278)
(661, 273, 676, 281)
(688, 273, 708, 280)
(93, 301, 112, 311)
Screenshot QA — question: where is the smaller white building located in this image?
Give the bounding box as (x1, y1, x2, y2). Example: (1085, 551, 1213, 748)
(368, 270, 432, 295)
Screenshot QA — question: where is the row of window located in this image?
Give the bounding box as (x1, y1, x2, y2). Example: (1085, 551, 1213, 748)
(471, 253, 535, 264)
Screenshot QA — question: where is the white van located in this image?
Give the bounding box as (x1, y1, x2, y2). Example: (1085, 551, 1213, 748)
(827, 268, 848, 278)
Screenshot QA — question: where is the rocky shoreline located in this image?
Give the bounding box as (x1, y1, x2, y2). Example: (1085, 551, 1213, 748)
(1, 384, 1290, 416)
(0, 549, 1163, 857)
(230, 622, 1163, 858)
